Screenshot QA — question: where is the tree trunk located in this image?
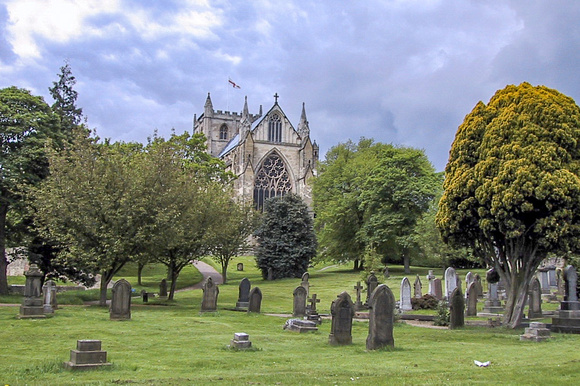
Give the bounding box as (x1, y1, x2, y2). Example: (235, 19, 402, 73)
(502, 272, 529, 328)
(403, 254, 410, 274)
(137, 262, 145, 286)
(168, 270, 179, 301)
(353, 259, 359, 271)
(99, 274, 109, 307)
(0, 204, 9, 295)
(221, 264, 228, 284)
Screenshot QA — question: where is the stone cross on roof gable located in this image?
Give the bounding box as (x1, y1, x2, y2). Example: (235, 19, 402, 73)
(308, 294, 320, 311)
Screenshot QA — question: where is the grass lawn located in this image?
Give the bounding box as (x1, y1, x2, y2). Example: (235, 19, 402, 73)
(1, 258, 576, 385)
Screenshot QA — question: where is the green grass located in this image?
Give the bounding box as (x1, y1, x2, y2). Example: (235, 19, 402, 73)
(2, 259, 576, 385)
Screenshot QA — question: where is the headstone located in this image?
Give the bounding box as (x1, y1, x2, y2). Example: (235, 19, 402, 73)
(293, 286, 307, 317)
(465, 272, 474, 297)
(63, 340, 112, 370)
(548, 268, 557, 288)
(445, 267, 457, 300)
(366, 284, 395, 350)
(43, 280, 57, 314)
(365, 271, 378, 305)
(19, 264, 45, 319)
(141, 290, 149, 303)
(449, 287, 465, 329)
(110, 279, 131, 320)
(328, 292, 355, 345)
(413, 275, 422, 298)
(557, 268, 565, 296)
(433, 278, 443, 300)
(383, 267, 390, 278)
(466, 282, 478, 317)
(551, 267, 580, 332)
(561, 265, 580, 311)
(236, 278, 251, 309)
(520, 322, 551, 342)
(353, 281, 364, 311)
(301, 272, 310, 295)
(306, 293, 322, 324)
(538, 268, 550, 294)
(248, 287, 262, 313)
(237, 263, 244, 271)
(284, 319, 318, 333)
(426, 270, 436, 296)
(482, 282, 503, 313)
(528, 277, 543, 318)
(201, 276, 219, 312)
(230, 332, 252, 349)
(159, 279, 168, 299)
(474, 274, 483, 298)
(400, 277, 412, 312)
(267, 267, 274, 281)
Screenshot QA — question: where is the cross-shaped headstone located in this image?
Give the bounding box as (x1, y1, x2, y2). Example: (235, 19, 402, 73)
(354, 282, 363, 303)
(308, 294, 320, 312)
(274, 93, 279, 104)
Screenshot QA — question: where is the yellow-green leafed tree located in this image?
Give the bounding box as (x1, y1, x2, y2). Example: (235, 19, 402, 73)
(437, 82, 580, 328)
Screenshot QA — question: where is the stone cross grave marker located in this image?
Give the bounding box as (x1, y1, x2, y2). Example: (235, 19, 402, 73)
(449, 287, 465, 329)
(366, 284, 395, 350)
(110, 279, 131, 320)
(528, 277, 543, 318)
(308, 293, 320, 312)
(466, 282, 478, 317)
(426, 270, 436, 296)
(433, 278, 443, 300)
(248, 287, 262, 313)
(400, 277, 412, 312)
(353, 281, 364, 311)
(445, 267, 457, 300)
(329, 292, 355, 345)
(19, 264, 45, 319)
(236, 278, 251, 309)
(413, 275, 422, 298)
(293, 285, 307, 317)
(201, 276, 219, 312)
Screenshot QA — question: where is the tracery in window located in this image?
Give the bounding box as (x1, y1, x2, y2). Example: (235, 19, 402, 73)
(219, 124, 228, 140)
(253, 152, 292, 211)
(268, 114, 282, 143)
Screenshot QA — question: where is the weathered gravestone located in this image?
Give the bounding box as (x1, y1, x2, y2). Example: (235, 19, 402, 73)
(383, 266, 390, 278)
(551, 265, 580, 333)
(426, 270, 436, 296)
(465, 272, 474, 293)
(43, 280, 57, 314)
(63, 340, 111, 371)
(301, 272, 310, 295)
(466, 282, 478, 317)
(230, 332, 252, 349)
(528, 277, 543, 318)
(19, 264, 45, 319)
(433, 278, 443, 300)
(449, 287, 465, 329)
(414, 275, 422, 298)
(237, 263, 244, 271)
(474, 274, 483, 298)
(329, 292, 355, 345)
(520, 322, 551, 342)
(248, 287, 262, 313)
(110, 279, 131, 320)
(306, 293, 322, 324)
(561, 265, 579, 310)
(159, 279, 168, 299)
(400, 277, 412, 312)
(365, 272, 379, 305)
(538, 267, 551, 294)
(201, 276, 219, 312)
(236, 278, 251, 310)
(267, 267, 274, 281)
(483, 268, 503, 313)
(353, 281, 364, 311)
(284, 318, 318, 333)
(366, 284, 395, 350)
(293, 286, 307, 317)
(445, 267, 457, 300)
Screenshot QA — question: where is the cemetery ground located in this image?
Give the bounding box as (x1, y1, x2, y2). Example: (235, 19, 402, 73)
(1, 258, 579, 385)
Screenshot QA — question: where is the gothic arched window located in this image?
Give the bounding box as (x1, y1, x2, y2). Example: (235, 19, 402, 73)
(254, 152, 292, 211)
(268, 114, 282, 143)
(219, 124, 228, 140)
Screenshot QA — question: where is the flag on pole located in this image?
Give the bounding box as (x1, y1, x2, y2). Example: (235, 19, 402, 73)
(228, 78, 241, 89)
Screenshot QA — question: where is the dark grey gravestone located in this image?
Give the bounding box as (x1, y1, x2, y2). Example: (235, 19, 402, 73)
(528, 277, 542, 318)
(267, 267, 274, 281)
(561, 265, 580, 311)
(293, 285, 307, 317)
(19, 264, 45, 319)
(449, 287, 465, 329)
(159, 279, 168, 299)
(366, 284, 395, 350)
(110, 279, 131, 320)
(141, 290, 149, 303)
(43, 280, 57, 314)
(306, 293, 322, 324)
(329, 292, 355, 345)
(236, 278, 251, 309)
(414, 274, 422, 298)
(248, 287, 262, 313)
(482, 282, 503, 313)
(474, 274, 483, 298)
(466, 282, 478, 317)
(433, 278, 443, 300)
(63, 340, 111, 371)
(353, 281, 364, 311)
(365, 272, 378, 305)
(201, 276, 219, 312)
(400, 277, 412, 312)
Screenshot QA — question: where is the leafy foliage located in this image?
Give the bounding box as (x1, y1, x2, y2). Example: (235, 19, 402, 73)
(437, 82, 580, 327)
(254, 194, 317, 279)
(48, 61, 84, 131)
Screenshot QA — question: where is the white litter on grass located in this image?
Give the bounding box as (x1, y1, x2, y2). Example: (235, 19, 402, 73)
(474, 360, 490, 367)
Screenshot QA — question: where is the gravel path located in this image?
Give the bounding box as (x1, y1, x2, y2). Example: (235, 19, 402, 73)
(176, 260, 223, 292)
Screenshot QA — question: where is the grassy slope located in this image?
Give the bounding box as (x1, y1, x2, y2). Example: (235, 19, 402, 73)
(1, 257, 576, 385)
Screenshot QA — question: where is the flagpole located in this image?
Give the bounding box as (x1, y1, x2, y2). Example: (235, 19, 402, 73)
(227, 78, 230, 111)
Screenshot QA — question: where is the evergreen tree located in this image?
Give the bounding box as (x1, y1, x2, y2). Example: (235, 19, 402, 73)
(254, 194, 317, 280)
(49, 61, 83, 131)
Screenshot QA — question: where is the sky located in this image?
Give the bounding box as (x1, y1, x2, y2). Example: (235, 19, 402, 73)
(1, 0, 580, 171)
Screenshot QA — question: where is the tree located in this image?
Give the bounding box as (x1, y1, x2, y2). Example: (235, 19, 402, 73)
(313, 138, 440, 273)
(436, 82, 580, 328)
(49, 61, 84, 131)
(33, 133, 146, 305)
(254, 194, 317, 280)
(139, 132, 232, 300)
(0, 87, 60, 294)
(209, 199, 259, 283)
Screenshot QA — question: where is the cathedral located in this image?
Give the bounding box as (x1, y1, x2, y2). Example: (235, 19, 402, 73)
(193, 93, 319, 210)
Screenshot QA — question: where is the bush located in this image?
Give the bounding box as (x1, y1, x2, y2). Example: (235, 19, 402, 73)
(433, 301, 450, 326)
(411, 294, 439, 310)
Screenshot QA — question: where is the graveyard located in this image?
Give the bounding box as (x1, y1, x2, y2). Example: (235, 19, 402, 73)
(2, 257, 580, 385)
